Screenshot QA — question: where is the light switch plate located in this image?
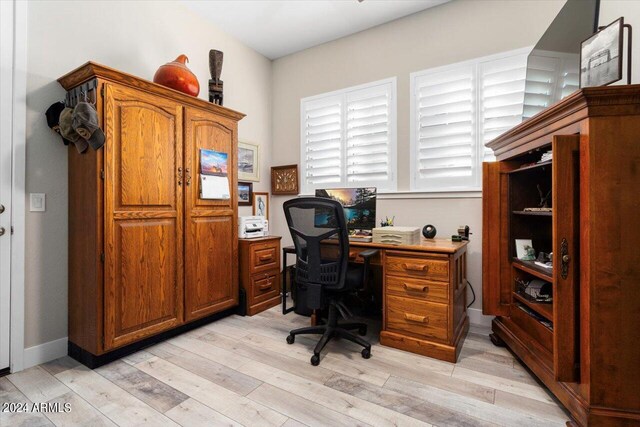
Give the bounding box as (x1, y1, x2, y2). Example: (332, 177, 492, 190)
(30, 193, 45, 212)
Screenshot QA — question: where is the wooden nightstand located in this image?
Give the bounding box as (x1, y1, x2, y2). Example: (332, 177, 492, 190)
(239, 236, 282, 315)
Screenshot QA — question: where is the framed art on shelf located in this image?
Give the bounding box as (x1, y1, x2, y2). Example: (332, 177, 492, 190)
(238, 181, 253, 206)
(271, 164, 299, 195)
(580, 17, 624, 88)
(238, 141, 259, 182)
(252, 192, 269, 220)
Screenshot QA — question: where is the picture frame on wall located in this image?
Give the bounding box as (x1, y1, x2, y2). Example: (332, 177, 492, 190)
(252, 192, 269, 220)
(580, 17, 624, 88)
(238, 181, 253, 206)
(271, 164, 299, 195)
(238, 141, 260, 182)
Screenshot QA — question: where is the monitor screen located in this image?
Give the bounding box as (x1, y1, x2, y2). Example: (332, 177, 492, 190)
(315, 187, 377, 231)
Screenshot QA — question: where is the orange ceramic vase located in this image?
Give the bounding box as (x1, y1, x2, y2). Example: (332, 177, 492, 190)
(153, 54, 200, 97)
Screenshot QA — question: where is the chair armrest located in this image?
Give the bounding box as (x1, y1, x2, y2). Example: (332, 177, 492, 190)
(358, 249, 379, 261)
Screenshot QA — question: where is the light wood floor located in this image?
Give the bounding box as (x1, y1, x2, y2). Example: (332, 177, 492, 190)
(2, 306, 570, 427)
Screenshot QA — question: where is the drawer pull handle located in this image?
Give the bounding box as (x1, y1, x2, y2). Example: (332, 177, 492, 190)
(402, 263, 428, 272)
(404, 313, 428, 324)
(259, 255, 273, 262)
(403, 283, 428, 293)
(259, 283, 272, 291)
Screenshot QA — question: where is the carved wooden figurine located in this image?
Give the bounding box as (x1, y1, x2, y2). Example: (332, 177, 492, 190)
(208, 49, 224, 105)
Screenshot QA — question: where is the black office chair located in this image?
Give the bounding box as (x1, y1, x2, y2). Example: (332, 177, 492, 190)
(283, 197, 377, 366)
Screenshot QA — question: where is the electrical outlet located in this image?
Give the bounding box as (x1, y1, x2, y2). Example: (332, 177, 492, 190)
(30, 193, 46, 212)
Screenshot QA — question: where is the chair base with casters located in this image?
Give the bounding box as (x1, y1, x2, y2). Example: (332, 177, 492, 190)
(286, 297, 371, 366)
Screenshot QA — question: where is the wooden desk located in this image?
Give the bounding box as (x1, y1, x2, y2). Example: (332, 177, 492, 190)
(283, 238, 469, 363)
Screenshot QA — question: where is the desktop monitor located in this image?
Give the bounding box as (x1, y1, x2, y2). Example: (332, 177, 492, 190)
(315, 187, 377, 231)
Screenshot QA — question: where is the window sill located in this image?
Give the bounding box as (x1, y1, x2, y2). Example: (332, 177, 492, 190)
(296, 190, 482, 199)
(377, 190, 482, 200)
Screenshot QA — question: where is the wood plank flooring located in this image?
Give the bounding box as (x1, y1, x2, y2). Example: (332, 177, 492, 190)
(2, 306, 570, 426)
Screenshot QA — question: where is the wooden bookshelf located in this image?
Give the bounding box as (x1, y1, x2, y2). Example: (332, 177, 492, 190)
(512, 258, 553, 282)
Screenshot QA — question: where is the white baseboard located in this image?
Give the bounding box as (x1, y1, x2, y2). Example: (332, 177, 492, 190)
(467, 308, 493, 328)
(23, 337, 67, 369)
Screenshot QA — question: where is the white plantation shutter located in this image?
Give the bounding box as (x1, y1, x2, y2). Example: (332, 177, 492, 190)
(523, 51, 581, 119)
(301, 78, 396, 193)
(480, 53, 527, 162)
(523, 55, 557, 118)
(302, 95, 343, 187)
(346, 83, 394, 186)
(560, 56, 580, 99)
(412, 66, 476, 190)
(411, 48, 530, 191)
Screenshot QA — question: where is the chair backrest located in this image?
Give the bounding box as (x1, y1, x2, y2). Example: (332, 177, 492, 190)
(283, 197, 349, 290)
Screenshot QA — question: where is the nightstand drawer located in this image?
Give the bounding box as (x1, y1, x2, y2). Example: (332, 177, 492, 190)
(386, 254, 449, 282)
(250, 242, 279, 273)
(250, 271, 280, 304)
(386, 295, 448, 341)
(386, 276, 449, 304)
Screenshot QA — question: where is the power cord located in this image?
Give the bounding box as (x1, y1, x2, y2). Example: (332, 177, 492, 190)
(467, 280, 476, 308)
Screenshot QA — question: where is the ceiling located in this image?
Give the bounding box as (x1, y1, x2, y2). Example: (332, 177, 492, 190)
(183, 0, 449, 60)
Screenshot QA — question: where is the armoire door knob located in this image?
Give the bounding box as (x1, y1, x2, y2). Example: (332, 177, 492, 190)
(0, 227, 5, 236)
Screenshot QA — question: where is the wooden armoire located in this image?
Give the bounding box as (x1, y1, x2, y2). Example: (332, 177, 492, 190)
(483, 85, 640, 426)
(58, 63, 244, 366)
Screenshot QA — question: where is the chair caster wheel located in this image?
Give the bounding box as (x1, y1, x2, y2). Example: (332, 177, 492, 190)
(311, 354, 320, 366)
(358, 326, 367, 336)
(286, 335, 295, 344)
(361, 348, 371, 359)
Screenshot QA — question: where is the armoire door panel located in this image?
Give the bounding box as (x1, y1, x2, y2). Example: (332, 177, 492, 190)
(482, 161, 519, 316)
(552, 135, 580, 383)
(105, 84, 183, 212)
(184, 107, 239, 320)
(185, 216, 236, 320)
(185, 113, 236, 210)
(104, 83, 184, 350)
(105, 219, 183, 349)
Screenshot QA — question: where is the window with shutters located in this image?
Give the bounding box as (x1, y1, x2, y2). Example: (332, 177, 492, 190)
(300, 78, 397, 193)
(410, 48, 529, 192)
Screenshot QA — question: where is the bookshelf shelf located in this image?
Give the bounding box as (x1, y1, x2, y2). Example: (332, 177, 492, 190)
(513, 292, 553, 321)
(512, 210, 552, 217)
(512, 258, 553, 282)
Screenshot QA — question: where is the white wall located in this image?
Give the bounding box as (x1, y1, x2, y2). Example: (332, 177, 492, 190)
(24, 0, 272, 350)
(270, 0, 567, 311)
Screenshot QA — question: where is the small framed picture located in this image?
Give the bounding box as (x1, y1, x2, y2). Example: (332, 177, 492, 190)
(515, 239, 536, 261)
(252, 192, 269, 220)
(580, 17, 623, 88)
(238, 181, 253, 206)
(238, 142, 260, 182)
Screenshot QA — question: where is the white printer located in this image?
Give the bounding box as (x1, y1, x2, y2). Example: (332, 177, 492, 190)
(238, 216, 269, 238)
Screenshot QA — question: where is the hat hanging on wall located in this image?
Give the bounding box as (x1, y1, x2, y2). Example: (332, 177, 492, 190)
(45, 102, 71, 146)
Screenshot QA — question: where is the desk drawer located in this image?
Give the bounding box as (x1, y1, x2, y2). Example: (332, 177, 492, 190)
(386, 254, 449, 282)
(386, 276, 448, 304)
(250, 271, 280, 304)
(250, 242, 279, 273)
(386, 295, 448, 341)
